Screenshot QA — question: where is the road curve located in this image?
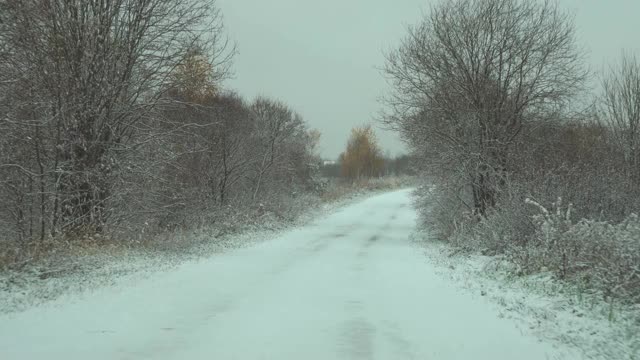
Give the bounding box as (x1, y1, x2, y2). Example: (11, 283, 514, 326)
(0, 189, 573, 360)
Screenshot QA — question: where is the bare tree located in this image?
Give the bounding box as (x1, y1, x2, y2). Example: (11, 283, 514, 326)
(206, 93, 255, 205)
(600, 52, 640, 182)
(383, 0, 586, 215)
(249, 97, 307, 200)
(0, 0, 233, 239)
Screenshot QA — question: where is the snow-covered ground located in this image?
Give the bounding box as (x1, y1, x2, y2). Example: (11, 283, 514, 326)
(0, 189, 585, 359)
(413, 235, 640, 360)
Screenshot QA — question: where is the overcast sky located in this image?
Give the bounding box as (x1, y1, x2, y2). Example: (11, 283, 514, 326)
(217, 0, 640, 159)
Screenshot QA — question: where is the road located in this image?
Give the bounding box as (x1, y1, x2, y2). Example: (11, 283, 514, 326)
(0, 189, 571, 360)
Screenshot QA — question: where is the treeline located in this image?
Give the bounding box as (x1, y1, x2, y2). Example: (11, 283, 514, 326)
(384, 0, 640, 304)
(0, 0, 321, 255)
(320, 125, 414, 179)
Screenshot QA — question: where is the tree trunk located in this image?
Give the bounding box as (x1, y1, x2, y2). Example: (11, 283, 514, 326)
(472, 169, 497, 217)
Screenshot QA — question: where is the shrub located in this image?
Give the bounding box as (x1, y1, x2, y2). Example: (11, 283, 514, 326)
(422, 177, 640, 305)
(522, 198, 640, 303)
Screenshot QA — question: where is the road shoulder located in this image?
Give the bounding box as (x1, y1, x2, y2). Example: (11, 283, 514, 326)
(410, 230, 640, 360)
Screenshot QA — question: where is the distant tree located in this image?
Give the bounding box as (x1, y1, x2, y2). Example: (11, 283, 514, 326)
(319, 161, 342, 178)
(170, 47, 220, 102)
(340, 125, 385, 179)
(384, 154, 415, 176)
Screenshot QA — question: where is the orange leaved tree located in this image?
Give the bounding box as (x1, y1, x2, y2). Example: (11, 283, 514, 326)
(340, 125, 385, 179)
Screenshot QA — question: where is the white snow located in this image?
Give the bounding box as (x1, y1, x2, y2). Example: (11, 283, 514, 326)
(413, 237, 640, 360)
(0, 189, 580, 359)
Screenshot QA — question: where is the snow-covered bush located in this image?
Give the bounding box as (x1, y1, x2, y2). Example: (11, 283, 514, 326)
(420, 179, 537, 256)
(420, 175, 640, 304)
(419, 185, 473, 247)
(522, 198, 640, 303)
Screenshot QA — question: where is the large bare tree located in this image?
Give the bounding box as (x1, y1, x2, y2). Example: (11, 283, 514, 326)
(0, 0, 233, 238)
(600, 52, 640, 182)
(383, 0, 587, 215)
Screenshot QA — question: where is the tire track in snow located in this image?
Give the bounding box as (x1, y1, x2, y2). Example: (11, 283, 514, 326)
(339, 317, 376, 360)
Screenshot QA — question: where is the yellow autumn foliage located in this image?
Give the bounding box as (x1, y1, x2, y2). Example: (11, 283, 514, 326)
(340, 125, 385, 179)
(170, 48, 217, 103)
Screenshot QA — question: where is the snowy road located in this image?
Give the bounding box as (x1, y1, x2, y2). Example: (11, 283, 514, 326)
(0, 189, 572, 360)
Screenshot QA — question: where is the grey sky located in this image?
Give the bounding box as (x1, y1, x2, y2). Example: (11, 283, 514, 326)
(217, 0, 640, 159)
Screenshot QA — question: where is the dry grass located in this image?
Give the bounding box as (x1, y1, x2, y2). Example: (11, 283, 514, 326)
(320, 176, 415, 202)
